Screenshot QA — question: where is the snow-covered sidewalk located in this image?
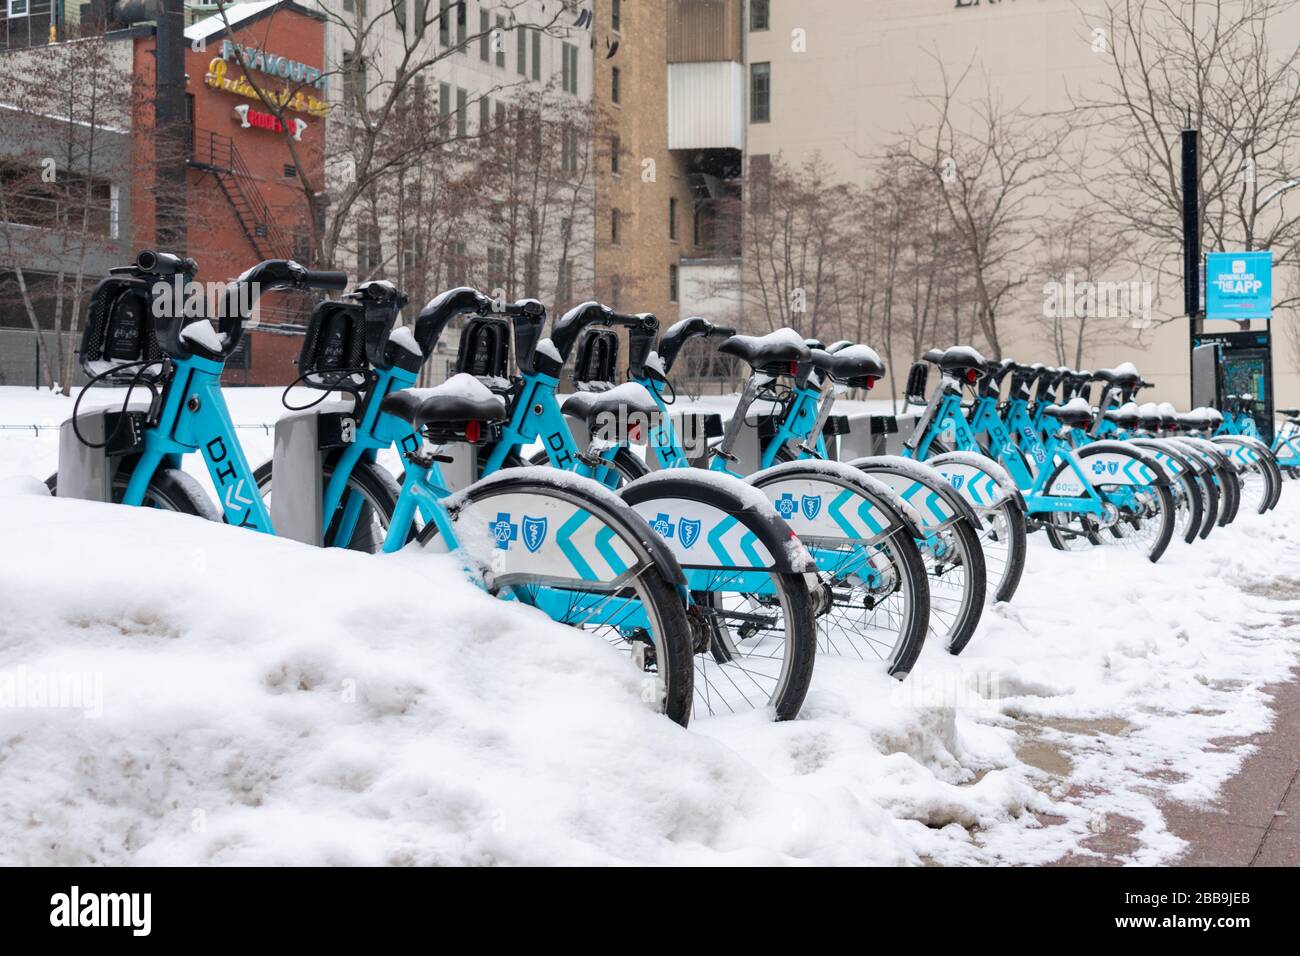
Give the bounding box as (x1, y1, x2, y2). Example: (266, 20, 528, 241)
(1, 386, 1298, 864)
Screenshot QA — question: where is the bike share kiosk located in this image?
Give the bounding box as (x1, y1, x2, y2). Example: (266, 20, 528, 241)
(1191, 251, 1276, 441)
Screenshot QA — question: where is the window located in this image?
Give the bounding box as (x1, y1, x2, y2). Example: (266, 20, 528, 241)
(611, 208, 621, 245)
(456, 0, 467, 45)
(439, 82, 451, 124)
(487, 246, 507, 291)
(292, 228, 311, 263)
(750, 62, 771, 123)
(456, 87, 468, 136)
(412, 74, 427, 105)
(561, 43, 578, 94)
(496, 16, 506, 68)
(669, 264, 679, 303)
(612, 0, 621, 32)
(750, 154, 772, 214)
(439, 0, 451, 45)
(393, 0, 405, 30)
(447, 241, 469, 285)
(611, 66, 621, 105)
(358, 222, 382, 276)
(517, 25, 526, 75)
(556, 259, 573, 310)
(693, 205, 702, 246)
(283, 163, 297, 178)
(669, 196, 678, 241)
(479, 9, 490, 60)
(610, 274, 622, 309)
(495, 101, 507, 128)
(341, 51, 366, 107)
(402, 238, 419, 275)
(532, 29, 541, 81)
(610, 135, 620, 175)
(750, 0, 769, 31)
(560, 124, 578, 174)
(479, 96, 491, 132)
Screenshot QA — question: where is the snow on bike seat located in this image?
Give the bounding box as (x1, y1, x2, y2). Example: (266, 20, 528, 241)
(561, 382, 660, 422)
(380, 373, 507, 429)
(717, 327, 810, 371)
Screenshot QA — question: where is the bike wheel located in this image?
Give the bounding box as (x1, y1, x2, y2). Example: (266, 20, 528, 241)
(252, 457, 401, 552)
(811, 533, 931, 678)
(924, 450, 1029, 604)
(46, 466, 220, 519)
(417, 474, 695, 726)
(1041, 477, 1175, 562)
(689, 570, 817, 721)
(976, 498, 1027, 603)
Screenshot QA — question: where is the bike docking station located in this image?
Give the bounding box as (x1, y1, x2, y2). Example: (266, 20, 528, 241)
(1191, 251, 1276, 441)
(54, 260, 170, 503)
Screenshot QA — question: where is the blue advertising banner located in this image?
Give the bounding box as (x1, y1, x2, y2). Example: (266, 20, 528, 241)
(1205, 251, 1273, 320)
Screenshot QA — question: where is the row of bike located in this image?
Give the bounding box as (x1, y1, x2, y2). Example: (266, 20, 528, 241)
(50, 252, 1282, 730)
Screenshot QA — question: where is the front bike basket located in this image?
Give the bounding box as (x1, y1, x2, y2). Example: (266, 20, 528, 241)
(297, 300, 367, 388)
(573, 327, 620, 390)
(80, 275, 165, 383)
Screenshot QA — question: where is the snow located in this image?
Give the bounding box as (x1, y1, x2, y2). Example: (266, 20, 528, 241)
(2, 385, 1299, 865)
(178, 320, 225, 354)
(534, 338, 562, 364)
(387, 326, 421, 357)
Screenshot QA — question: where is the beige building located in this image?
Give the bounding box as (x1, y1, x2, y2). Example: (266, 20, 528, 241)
(591, 0, 704, 327)
(738, 0, 1300, 410)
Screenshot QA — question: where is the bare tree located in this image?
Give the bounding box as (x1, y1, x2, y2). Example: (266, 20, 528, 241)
(0, 31, 135, 392)
(896, 59, 1065, 358)
(1072, 0, 1300, 325)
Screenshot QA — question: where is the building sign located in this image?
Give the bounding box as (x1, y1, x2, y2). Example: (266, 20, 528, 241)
(233, 104, 307, 139)
(1206, 251, 1273, 320)
(205, 57, 328, 117)
(219, 39, 327, 91)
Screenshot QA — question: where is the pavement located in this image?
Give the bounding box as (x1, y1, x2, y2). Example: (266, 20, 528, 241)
(1161, 666, 1300, 866)
(1043, 666, 1300, 866)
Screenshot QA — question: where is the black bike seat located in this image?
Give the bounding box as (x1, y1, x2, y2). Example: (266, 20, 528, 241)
(380, 373, 507, 430)
(809, 343, 885, 385)
(561, 382, 660, 423)
(1176, 410, 1212, 432)
(926, 345, 988, 378)
(1104, 402, 1141, 428)
(717, 328, 810, 372)
(1093, 362, 1141, 389)
(1042, 397, 1095, 428)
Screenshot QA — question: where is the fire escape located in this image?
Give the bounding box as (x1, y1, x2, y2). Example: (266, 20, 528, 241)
(190, 130, 291, 261)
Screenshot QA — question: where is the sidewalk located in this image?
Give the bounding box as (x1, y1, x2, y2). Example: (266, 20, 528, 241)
(1161, 666, 1300, 866)
(1046, 666, 1300, 866)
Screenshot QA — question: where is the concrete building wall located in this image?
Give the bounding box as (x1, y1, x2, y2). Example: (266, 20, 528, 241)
(742, 0, 1300, 410)
(592, 0, 706, 328)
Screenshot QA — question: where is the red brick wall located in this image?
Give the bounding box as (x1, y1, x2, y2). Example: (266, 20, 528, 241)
(132, 9, 327, 386)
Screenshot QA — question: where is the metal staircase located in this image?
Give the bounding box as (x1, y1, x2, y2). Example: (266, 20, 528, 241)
(190, 130, 292, 261)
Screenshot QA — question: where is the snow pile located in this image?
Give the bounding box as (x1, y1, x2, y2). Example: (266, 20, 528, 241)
(2, 385, 1298, 865)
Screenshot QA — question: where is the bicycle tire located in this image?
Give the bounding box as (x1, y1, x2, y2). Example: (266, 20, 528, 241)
(47, 466, 220, 520)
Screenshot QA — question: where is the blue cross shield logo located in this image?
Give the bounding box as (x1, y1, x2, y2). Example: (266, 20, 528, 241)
(679, 518, 701, 549)
(775, 493, 798, 519)
(947, 473, 965, 490)
(490, 513, 518, 550)
(800, 494, 821, 520)
(650, 512, 676, 539)
(521, 516, 548, 553)
(1108, 462, 1119, 475)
